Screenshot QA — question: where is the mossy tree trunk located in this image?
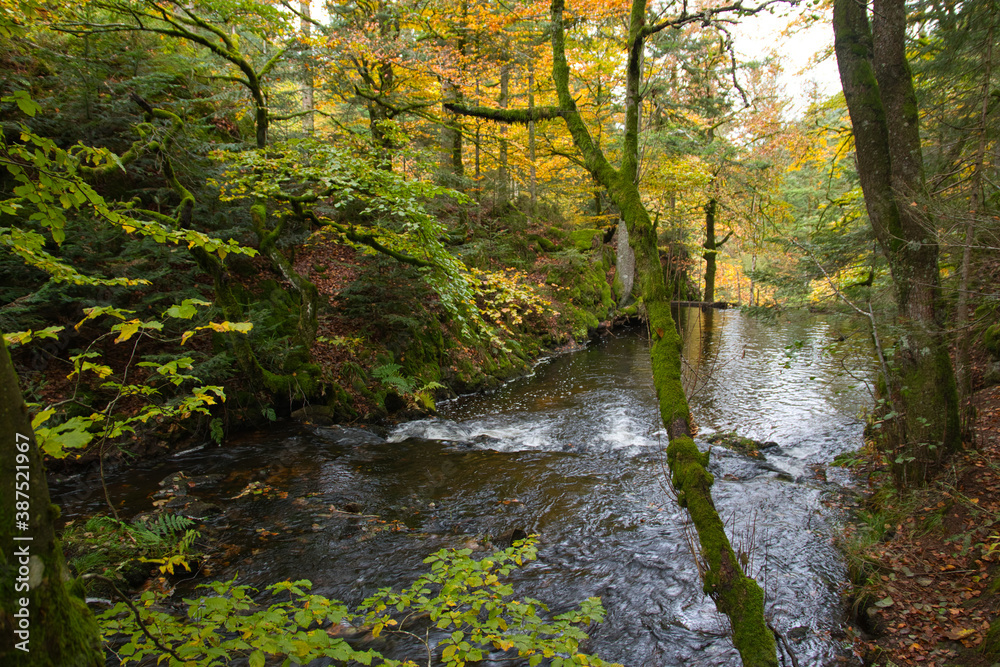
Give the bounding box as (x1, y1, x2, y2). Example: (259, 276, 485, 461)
(447, 0, 778, 662)
(834, 0, 961, 486)
(250, 203, 320, 353)
(702, 198, 732, 303)
(0, 334, 103, 667)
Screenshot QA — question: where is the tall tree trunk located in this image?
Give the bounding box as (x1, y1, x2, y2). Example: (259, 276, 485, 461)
(702, 198, 732, 303)
(528, 63, 537, 215)
(474, 78, 481, 200)
(498, 64, 510, 206)
(554, 1, 776, 661)
(442, 80, 466, 187)
(0, 335, 104, 667)
(299, 0, 314, 135)
(956, 23, 993, 439)
(441, 0, 467, 190)
(834, 0, 961, 486)
(251, 204, 319, 353)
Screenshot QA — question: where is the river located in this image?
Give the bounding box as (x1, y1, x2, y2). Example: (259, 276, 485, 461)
(54, 307, 875, 666)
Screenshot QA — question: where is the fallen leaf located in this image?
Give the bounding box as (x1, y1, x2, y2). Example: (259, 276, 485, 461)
(943, 628, 975, 641)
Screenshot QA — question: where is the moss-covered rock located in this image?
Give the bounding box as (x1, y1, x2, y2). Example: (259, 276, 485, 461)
(706, 432, 771, 459)
(546, 225, 569, 241)
(544, 252, 613, 339)
(984, 323, 1000, 359)
(568, 228, 603, 251)
(527, 234, 559, 252)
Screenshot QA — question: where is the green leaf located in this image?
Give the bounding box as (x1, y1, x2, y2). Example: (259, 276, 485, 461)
(165, 299, 211, 320)
(3, 91, 41, 117)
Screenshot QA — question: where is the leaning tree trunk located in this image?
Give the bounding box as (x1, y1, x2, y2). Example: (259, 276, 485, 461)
(447, 0, 778, 662)
(834, 0, 960, 486)
(0, 334, 104, 667)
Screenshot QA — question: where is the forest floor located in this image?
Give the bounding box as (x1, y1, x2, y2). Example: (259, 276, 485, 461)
(848, 376, 1000, 666)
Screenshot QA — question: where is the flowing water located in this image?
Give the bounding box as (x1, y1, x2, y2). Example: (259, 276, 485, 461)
(54, 307, 875, 666)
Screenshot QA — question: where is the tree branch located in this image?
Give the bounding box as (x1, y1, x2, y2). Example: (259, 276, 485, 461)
(443, 102, 566, 123)
(294, 206, 440, 269)
(644, 0, 795, 37)
(83, 574, 183, 664)
(352, 87, 439, 116)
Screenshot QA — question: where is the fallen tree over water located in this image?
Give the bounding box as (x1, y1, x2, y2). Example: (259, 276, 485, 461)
(448, 0, 780, 663)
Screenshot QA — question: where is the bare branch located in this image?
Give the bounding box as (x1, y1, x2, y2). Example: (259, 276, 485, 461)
(645, 0, 796, 37)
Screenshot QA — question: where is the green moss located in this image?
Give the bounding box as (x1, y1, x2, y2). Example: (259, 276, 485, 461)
(528, 234, 558, 252)
(984, 617, 1000, 658)
(647, 300, 689, 431)
(707, 432, 765, 459)
(666, 436, 777, 666)
(8, 547, 105, 667)
(600, 280, 613, 311)
(618, 300, 641, 318)
(568, 228, 602, 251)
(567, 305, 599, 338)
(885, 333, 961, 485)
(546, 225, 568, 240)
(984, 323, 1000, 359)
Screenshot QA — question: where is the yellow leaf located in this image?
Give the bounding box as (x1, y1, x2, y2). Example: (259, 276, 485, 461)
(32, 407, 55, 429)
(114, 319, 142, 343)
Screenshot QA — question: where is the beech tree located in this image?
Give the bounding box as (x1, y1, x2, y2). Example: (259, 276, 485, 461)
(833, 0, 961, 485)
(449, 0, 783, 663)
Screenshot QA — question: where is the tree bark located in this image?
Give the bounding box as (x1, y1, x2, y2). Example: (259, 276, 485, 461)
(702, 198, 732, 303)
(299, 0, 314, 135)
(0, 334, 103, 667)
(528, 63, 537, 215)
(250, 204, 319, 352)
(498, 64, 510, 205)
(956, 23, 993, 438)
(834, 0, 961, 485)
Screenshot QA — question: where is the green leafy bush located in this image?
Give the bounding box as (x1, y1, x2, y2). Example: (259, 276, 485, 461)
(99, 538, 618, 667)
